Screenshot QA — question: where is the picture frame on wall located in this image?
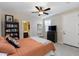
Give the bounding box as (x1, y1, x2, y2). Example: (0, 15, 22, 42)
(5, 15, 14, 22)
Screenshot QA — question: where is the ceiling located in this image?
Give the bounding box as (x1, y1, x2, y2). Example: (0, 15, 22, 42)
(0, 2, 79, 18)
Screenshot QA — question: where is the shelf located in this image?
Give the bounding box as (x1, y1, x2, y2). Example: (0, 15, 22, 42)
(5, 21, 19, 38)
(5, 22, 19, 24)
(6, 32, 19, 33)
(5, 27, 19, 29)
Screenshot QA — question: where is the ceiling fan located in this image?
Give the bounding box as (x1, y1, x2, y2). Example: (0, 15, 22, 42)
(32, 6, 51, 16)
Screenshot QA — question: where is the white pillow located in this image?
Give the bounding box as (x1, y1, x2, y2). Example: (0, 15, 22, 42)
(0, 53, 7, 56)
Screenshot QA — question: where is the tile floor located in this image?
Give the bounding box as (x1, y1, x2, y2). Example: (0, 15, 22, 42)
(55, 43, 79, 56)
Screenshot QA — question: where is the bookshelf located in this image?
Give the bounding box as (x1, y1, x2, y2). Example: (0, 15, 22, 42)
(5, 15, 19, 39)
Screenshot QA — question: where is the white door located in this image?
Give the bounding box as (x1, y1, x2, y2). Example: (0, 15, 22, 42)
(62, 12, 79, 47)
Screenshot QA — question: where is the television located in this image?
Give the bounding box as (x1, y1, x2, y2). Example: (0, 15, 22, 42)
(48, 26, 56, 31)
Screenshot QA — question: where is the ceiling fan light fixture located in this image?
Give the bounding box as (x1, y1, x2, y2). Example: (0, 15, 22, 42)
(32, 6, 50, 16)
(39, 11, 43, 14)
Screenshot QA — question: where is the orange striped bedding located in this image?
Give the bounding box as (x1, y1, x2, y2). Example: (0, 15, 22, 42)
(0, 36, 16, 55)
(9, 38, 55, 56)
(0, 42, 16, 55)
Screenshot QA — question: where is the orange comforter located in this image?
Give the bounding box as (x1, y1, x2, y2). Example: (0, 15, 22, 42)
(10, 38, 55, 56)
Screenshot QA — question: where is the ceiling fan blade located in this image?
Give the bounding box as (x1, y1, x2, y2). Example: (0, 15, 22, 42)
(44, 8, 51, 11)
(35, 6, 40, 10)
(32, 11, 38, 13)
(44, 12, 49, 15)
(40, 7, 42, 11)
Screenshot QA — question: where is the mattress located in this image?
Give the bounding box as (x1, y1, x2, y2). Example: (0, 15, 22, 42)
(9, 37, 55, 56)
(31, 36, 51, 45)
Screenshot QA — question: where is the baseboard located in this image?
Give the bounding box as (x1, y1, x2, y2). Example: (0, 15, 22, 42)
(64, 43, 79, 48)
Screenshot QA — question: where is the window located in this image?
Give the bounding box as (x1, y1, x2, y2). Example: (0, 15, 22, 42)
(44, 20, 51, 32)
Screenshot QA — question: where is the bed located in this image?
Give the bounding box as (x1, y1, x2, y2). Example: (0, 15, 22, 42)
(0, 36, 56, 56)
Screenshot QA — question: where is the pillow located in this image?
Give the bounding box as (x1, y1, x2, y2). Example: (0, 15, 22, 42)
(6, 37, 20, 48)
(0, 42, 16, 55)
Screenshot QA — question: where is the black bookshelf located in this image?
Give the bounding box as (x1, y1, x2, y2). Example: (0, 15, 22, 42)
(5, 15, 19, 39)
(5, 22, 19, 39)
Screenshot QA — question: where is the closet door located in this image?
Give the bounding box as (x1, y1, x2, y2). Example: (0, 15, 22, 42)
(75, 12, 79, 47)
(62, 12, 79, 47)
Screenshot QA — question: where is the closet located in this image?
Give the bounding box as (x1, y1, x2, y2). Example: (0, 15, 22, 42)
(62, 11, 79, 47)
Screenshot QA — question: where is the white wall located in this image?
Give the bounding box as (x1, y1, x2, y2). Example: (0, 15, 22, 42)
(43, 7, 79, 44)
(0, 9, 43, 38)
(0, 19, 1, 35)
(29, 17, 43, 36)
(51, 15, 63, 43)
(0, 7, 79, 42)
(0, 10, 21, 36)
(43, 15, 63, 43)
(0, 9, 29, 38)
